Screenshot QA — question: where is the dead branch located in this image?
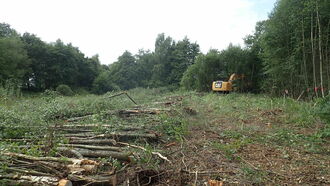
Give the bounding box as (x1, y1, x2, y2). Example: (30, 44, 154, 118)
(117, 142, 171, 163)
(107, 92, 137, 105)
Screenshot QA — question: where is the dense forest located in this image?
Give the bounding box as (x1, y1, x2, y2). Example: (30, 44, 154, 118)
(0, 0, 329, 98)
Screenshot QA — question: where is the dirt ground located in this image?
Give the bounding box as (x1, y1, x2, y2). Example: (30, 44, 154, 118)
(121, 94, 330, 185)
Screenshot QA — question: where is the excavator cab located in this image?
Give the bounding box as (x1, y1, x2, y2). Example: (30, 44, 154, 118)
(212, 73, 243, 93)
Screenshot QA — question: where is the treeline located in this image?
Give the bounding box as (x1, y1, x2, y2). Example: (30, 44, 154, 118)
(182, 0, 330, 97)
(1, 0, 329, 98)
(0, 23, 106, 93)
(93, 34, 200, 93)
(247, 0, 330, 97)
(0, 24, 201, 94)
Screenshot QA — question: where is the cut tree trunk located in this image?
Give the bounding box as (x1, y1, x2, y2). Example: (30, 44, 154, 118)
(64, 132, 158, 142)
(73, 148, 131, 161)
(69, 139, 117, 145)
(59, 144, 122, 151)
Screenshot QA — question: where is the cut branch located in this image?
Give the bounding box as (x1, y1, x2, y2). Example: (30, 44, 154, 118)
(117, 142, 171, 163)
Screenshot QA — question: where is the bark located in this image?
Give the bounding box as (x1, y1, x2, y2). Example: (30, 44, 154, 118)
(65, 132, 158, 142)
(302, 18, 309, 89)
(73, 148, 131, 161)
(56, 147, 84, 159)
(58, 124, 113, 128)
(69, 139, 117, 145)
(0, 175, 59, 186)
(1, 152, 99, 165)
(316, 3, 324, 97)
(311, 12, 318, 97)
(5, 167, 53, 177)
(67, 174, 116, 185)
(326, 20, 330, 93)
(60, 144, 122, 151)
(66, 115, 92, 122)
(58, 124, 143, 131)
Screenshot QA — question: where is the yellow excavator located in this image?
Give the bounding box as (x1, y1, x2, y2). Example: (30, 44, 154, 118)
(212, 73, 243, 93)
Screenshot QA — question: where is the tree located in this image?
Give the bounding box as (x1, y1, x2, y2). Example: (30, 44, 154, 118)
(256, 0, 330, 97)
(151, 33, 175, 87)
(181, 50, 224, 91)
(169, 37, 200, 86)
(0, 37, 30, 84)
(0, 23, 18, 38)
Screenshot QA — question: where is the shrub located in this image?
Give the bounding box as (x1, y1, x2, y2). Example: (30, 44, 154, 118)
(56, 84, 74, 96)
(315, 95, 330, 124)
(1, 79, 22, 98)
(92, 72, 120, 94)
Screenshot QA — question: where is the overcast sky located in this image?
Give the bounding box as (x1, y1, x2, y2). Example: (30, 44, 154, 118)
(1, 0, 276, 64)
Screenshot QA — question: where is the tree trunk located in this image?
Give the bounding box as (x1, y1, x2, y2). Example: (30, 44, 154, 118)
(302, 18, 309, 89)
(316, 3, 324, 98)
(326, 20, 330, 95)
(311, 13, 318, 97)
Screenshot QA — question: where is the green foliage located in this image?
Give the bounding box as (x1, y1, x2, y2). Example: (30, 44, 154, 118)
(158, 114, 188, 141)
(315, 95, 330, 124)
(56, 84, 74, 96)
(92, 71, 120, 94)
(0, 36, 30, 84)
(253, 0, 330, 96)
(181, 45, 257, 92)
(0, 23, 18, 37)
(0, 79, 22, 98)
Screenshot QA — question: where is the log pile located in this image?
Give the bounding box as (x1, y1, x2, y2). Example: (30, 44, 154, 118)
(0, 152, 115, 185)
(0, 107, 171, 185)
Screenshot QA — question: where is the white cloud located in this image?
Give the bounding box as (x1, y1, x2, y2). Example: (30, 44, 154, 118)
(1, 0, 274, 64)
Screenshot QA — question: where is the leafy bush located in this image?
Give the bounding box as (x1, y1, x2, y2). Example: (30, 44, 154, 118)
(315, 95, 330, 124)
(56, 84, 74, 96)
(0, 79, 22, 98)
(92, 72, 120, 94)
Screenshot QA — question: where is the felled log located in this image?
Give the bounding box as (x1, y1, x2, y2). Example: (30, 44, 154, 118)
(56, 147, 84, 159)
(69, 139, 117, 145)
(0, 174, 60, 186)
(60, 144, 122, 152)
(57, 124, 143, 131)
(74, 148, 131, 161)
(66, 115, 92, 122)
(60, 129, 93, 133)
(1, 152, 99, 165)
(5, 167, 53, 176)
(65, 132, 159, 142)
(118, 109, 160, 117)
(67, 174, 116, 185)
(57, 124, 112, 128)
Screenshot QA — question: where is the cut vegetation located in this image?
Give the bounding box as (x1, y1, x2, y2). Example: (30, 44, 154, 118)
(1, 89, 329, 185)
